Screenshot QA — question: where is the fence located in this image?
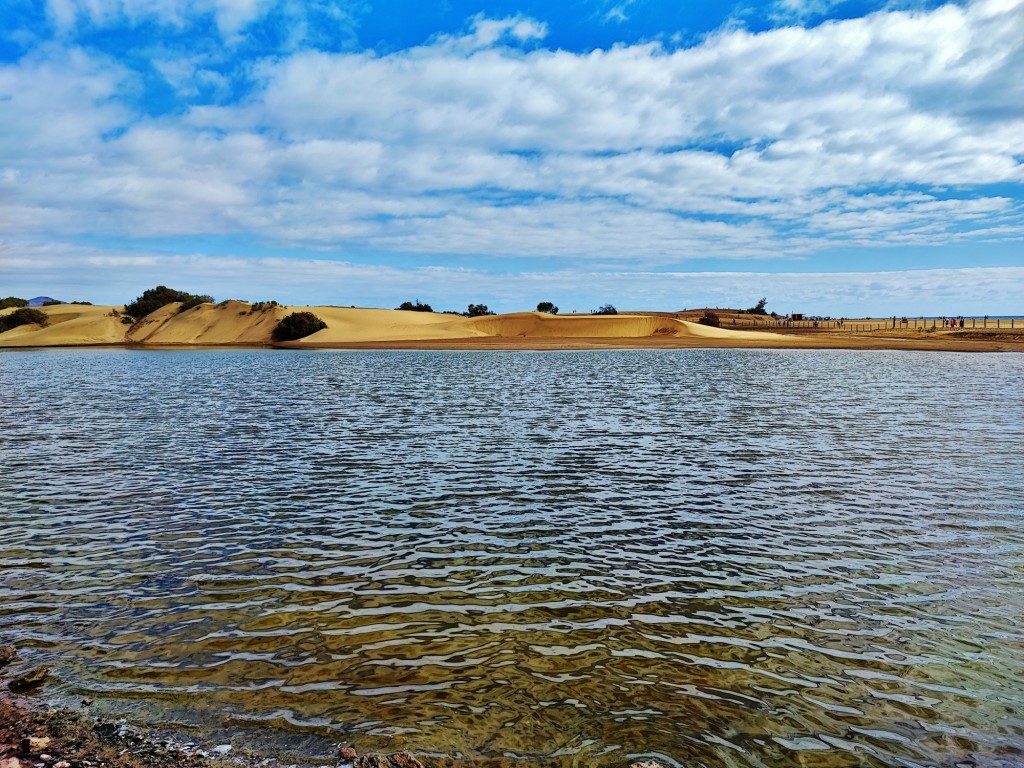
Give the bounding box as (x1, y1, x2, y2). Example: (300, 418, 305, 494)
(726, 317, 1018, 332)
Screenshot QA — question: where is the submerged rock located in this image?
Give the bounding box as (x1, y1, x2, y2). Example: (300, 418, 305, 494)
(354, 753, 423, 768)
(9, 666, 50, 692)
(0, 647, 15, 668)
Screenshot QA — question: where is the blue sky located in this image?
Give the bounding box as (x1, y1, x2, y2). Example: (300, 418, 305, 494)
(1, 0, 1022, 315)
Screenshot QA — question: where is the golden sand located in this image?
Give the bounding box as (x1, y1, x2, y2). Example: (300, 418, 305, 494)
(1, 302, 1020, 352)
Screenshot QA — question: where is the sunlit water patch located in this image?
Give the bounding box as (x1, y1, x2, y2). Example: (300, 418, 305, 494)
(2, 348, 1023, 767)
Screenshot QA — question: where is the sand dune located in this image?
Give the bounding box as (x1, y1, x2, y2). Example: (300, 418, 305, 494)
(2, 302, 1020, 351)
(0, 304, 127, 346)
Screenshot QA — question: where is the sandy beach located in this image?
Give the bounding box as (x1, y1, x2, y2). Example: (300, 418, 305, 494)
(1, 302, 1021, 352)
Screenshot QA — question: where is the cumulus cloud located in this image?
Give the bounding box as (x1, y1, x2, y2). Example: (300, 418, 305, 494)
(4, 241, 1023, 316)
(1, 0, 1022, 310)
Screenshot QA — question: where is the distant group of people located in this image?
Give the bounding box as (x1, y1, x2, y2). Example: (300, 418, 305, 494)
(943, 317, 965, 328)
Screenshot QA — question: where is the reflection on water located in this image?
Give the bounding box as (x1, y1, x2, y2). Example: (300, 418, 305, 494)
(1, 348, 1023, 767)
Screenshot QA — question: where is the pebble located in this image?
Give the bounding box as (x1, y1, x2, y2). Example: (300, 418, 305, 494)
(21, 737, 51, 754)
(211, 745, 232, 755)
(338, 747, 356, 760)
(53, 763, 70, 768)
(0, 757, 22, 768)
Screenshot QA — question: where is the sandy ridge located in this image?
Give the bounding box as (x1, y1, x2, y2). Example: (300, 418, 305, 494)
(1, 302, 1021, 352)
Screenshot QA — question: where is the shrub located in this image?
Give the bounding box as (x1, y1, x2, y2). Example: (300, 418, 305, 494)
(42, 300, 64, 306)
(536, 301, 559, 314)
(594, 304, 618, 315)
(697, 310, 721, 327)
(0, 308, 48, 333)
(123, 285, 213, 319)
(70, 301, 93, 305)
(0, 297, 28, 309)
(397, 300, 433, 312)
(249, 300, 281, 313)
(466, 303, 495, 317)
(272, 312, 327, 341)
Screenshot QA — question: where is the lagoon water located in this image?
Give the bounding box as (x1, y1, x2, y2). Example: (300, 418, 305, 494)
(2, 348, 1024, 767)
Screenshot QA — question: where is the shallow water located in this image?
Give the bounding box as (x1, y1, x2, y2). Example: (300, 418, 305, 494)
(2, 348, 1023, 767)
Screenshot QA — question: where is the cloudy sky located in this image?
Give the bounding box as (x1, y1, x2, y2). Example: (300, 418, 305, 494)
(1, 0, 1022, 315)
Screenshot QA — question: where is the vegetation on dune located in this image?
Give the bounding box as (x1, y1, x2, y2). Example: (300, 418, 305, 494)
(744, 297, 769, 315)
(536, 301, 559, 314)
(397, 300, 433, 312)
(0, 307, 49, 333)
(272, 312, 327, 341)
(594, 304, 618, 315)
(249, 300, 281, 314)
(0, 297, 29, 309)
(123, 286, 214, 320)
(465, 303, 495, 317)
(698, 310, 722, 327)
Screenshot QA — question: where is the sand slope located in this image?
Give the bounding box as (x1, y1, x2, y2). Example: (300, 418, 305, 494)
(4, 303, 1018, 351)
(1, 304, 771, 346)
(127, 300, 286, 344)
(0, 304, 127, 346)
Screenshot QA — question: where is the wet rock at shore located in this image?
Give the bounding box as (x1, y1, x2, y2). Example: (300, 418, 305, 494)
(0, 648, 15, 669)
(8, 667, 50, 693)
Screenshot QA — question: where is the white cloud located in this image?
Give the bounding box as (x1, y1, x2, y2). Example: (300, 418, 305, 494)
(1, 1, 1022, 291)
(3, 241, 1024, 316)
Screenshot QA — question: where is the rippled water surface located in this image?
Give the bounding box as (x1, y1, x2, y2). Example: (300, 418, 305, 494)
(2, 348, 1024, 767)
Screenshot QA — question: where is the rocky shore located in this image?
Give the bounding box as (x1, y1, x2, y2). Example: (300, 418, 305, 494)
(0, 647, 663, 768)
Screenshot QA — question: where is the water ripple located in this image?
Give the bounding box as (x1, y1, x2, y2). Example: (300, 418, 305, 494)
(2, 348, 1024, 766)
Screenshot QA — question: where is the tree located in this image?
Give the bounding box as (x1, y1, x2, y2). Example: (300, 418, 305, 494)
(697, 310, 721, 327)
(594, 304, 618, 315)
(0, 297, 28, 309)
(124, 285, 213, 319)
(536, 301, 559, 315)
(0, 308, 48, 333)
(396, 300, 433, 312)
(272, 312, 327, 341)
(466, 304, 495, 317)
(746, 297, 769, 315)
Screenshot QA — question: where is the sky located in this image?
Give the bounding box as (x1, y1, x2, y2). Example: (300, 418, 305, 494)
(1, 0, 1022, 316)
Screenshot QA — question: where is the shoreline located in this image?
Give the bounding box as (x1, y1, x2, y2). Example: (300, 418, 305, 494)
(3, 334, 1022, 353)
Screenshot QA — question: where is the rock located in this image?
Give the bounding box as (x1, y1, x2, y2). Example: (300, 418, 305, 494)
(9, 666, 51, 692)
(211, 745, 232, 755)
(338, 746, 357, 760)
(53, 763, 70, 768)
(38, 756, 52, 763)
(354, 754, 424, 768)
(0, 757, 23, 768)
(0, 646, 16, 668)
(20, 737, 51, 754)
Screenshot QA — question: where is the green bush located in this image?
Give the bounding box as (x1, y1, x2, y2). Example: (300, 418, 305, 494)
(697, 310, 721, 327)
(0, 297, 28, 309)
(272, 312, 327, 341)
(0, 308, 48, 333)
(123, 285, 213, 319)
(466, 303, 495, 317)
(397, 300, 433, 312)
(536, 301, 559, 314)
(594, 304, 618, 315)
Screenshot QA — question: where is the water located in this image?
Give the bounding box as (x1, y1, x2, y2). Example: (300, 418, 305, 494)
(2, 348, 1023, 767)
